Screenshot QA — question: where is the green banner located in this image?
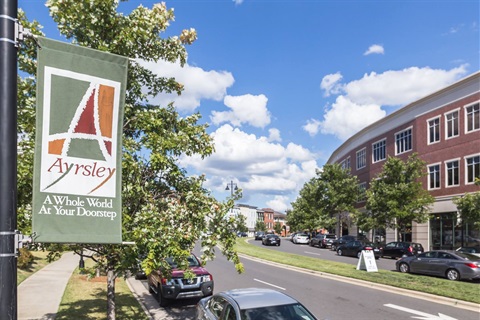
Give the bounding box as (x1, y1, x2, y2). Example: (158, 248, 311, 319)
(32, 37, 128, 244)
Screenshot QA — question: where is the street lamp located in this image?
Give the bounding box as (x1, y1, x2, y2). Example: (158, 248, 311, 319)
(225, 180, 238, 196)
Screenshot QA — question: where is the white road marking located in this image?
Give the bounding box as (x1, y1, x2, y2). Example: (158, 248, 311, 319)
(304, 251, 322, 256)
(253, 278, 286, 291)
(384, 303, 458, 320)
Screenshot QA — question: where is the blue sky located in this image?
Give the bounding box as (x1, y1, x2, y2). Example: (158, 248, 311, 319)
(20, 0, 480, 212)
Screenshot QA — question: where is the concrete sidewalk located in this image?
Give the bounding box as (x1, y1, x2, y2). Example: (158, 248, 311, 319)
(18, 251, 78, 320)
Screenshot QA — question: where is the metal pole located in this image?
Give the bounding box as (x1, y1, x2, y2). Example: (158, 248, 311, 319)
(0, 0, 18, 319)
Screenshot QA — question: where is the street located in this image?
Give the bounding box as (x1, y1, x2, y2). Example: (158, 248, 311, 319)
(138, 241, 479, 320)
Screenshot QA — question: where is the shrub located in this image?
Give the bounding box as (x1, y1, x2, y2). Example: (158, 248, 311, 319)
(17, 248, 34, 269)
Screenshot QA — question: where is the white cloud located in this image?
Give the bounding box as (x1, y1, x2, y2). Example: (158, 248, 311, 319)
(343, 66, 468, 106)
(179, 124, 318, 210)
(364, 44, 385, 56)
(267, 128, 281, 142)
(266, 196, 290, 213)
(310, 65, 469, 140)
(302, 119, 321, 137)
(233, 0, 244, 5)
(320, 72, 343, 97)
(319, 96, 386, 140)
(138, 59, 234, 112)
(210, 94, 271, 128)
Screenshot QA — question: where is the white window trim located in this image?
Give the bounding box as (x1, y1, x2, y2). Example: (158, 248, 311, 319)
(427, 162, 441, 190)
(426, 116, 441, 145)
(372, 138, 386, 164)
(464, 153, 480, 185)
(444, 108, 460, 140)
(464, 101, 480, 134)
(445, 158, 461, 188)
(356, 148, 366, 170)
(394, 126, 413, 155)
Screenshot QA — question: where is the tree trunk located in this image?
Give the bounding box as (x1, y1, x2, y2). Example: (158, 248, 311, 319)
(107, 269, 116, 320)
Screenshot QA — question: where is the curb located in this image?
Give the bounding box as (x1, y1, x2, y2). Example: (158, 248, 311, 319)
(238, 253, 480, 313)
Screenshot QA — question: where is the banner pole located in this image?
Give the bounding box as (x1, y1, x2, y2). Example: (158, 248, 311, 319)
(0, 0, 18, 319)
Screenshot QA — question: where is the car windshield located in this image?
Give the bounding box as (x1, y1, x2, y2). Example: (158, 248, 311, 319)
(297, 233, 308, 237)
(454, 252, 480, 261)
(241, 303, 316, 320)
(165, 255, 200, 268)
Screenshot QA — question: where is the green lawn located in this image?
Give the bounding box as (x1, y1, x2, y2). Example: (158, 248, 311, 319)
(235, 238, 480, 304)
(56, 258, 149, 320)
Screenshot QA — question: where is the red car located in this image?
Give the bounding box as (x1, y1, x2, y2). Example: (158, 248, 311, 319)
(147, 254, 214, 307)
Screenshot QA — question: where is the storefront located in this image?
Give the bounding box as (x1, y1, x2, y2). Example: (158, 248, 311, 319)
(430, 212, 480, 250)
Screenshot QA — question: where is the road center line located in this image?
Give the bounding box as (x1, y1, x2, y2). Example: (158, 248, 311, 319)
(253, 278, 286, 291)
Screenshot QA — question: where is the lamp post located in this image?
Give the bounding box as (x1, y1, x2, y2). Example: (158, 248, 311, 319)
(225, 180, 238, 196)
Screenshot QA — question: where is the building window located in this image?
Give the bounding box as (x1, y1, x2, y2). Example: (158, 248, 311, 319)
(341, 157, 351, 170)
(357, 182, 367, 202)
(428, 164, 440, 190)
(428, 117, 440, 144)
(372, 139, 386, 163)
(446, 160, 459, 187)
(466, 155, 480, 184)
(445, 110, 459, 139)
(395, 127, 412, 155)
(465, 102, 479, 133)
(356, 148, 366, 170)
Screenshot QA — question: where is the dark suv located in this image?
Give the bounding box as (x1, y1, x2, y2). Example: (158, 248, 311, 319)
(147, 254, 214, 307)
(331, 235, 357, 251)
(381, 241, 424, 259)
(310, 234, 337, 248)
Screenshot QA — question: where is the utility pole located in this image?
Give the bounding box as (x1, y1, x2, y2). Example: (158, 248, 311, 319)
(0, 0, 18, 319)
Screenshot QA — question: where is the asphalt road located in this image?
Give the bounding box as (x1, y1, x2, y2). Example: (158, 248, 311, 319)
(138, 240, 479, 320)
(249, 237, 399, 271)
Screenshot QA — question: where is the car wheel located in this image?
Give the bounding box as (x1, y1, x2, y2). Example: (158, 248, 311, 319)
(276, 243, 280, 246)
(331, 245, 336, 251)
(157, 288, 171, 307)
(398, 262, 410, 273)
(356, 251, 362, 259)
(446, 269, 460, 281)
(337, 249, 343, 256)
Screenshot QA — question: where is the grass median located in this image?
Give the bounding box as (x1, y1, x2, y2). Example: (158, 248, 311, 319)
(56, 258, 149, 320)
(235, 238, 480, 304)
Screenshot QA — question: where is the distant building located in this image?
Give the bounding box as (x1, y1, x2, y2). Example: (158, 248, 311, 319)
(327, 71, 480, 250)
(262, 208, 275, 231)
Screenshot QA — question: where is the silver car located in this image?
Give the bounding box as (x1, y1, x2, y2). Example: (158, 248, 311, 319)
(196, 287, 317, 320)
(396, 250, 480, 281)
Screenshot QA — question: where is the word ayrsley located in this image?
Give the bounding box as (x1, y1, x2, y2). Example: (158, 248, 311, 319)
(47, 158, 115, 177)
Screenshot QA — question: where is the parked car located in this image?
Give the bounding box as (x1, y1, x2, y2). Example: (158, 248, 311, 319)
(292, 233, 310, 244)
(456, 247, 480, 257)
(237, 232, 248, 237)
(196, 287, 318, 320)
(396, 250, 480, 281)
(287, 232, 297, 242)
(262, 234, 281, 246)
(254, 231, 266, 240)
(381, 241, 424, 259)
(147, 253, 214, 307)
(331, 235, 357, 251)
(309, 234, 336, 248)
(336, 240, 381, 259)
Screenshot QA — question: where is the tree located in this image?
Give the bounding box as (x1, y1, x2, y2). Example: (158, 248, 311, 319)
(364, 153, 434, 239)
(235, 214, 249, 233)
(453, 178, 480, 229)
(18, 1, 243, 319)
(290, 164, 359, 234)
(274, 222, 283, 235)
(255, 220, 266, 232)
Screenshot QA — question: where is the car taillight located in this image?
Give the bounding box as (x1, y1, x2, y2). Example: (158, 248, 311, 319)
(408, 246, 413, 253)
(465, 263, 479, 269)
(364, 246, 372, 250)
